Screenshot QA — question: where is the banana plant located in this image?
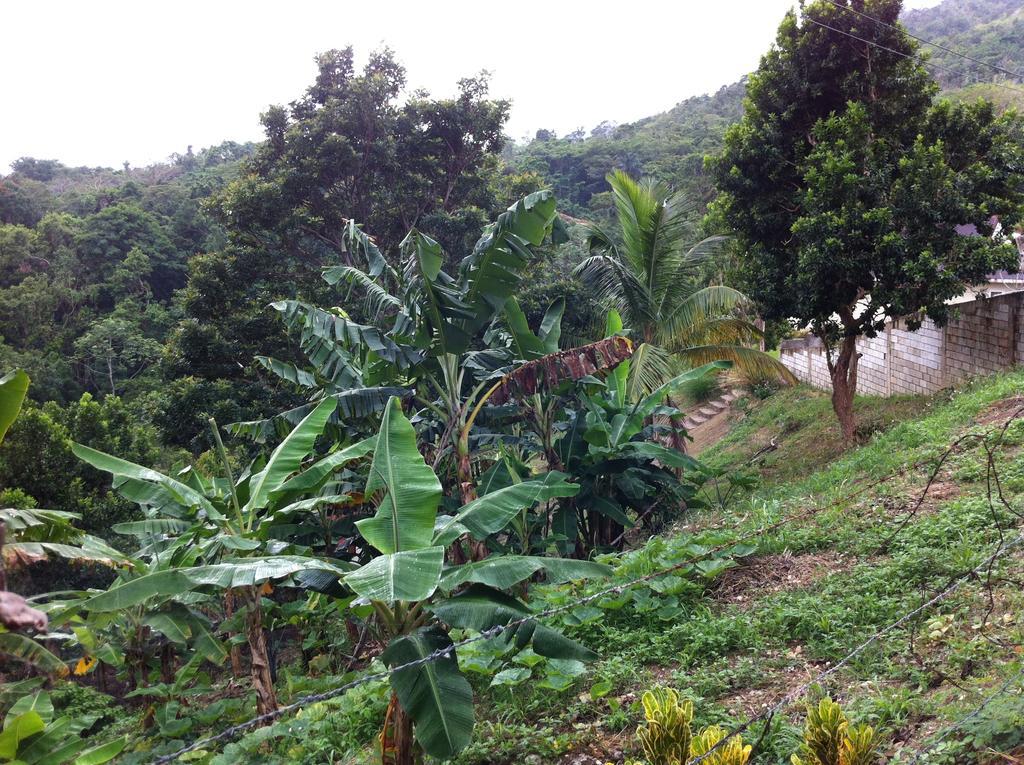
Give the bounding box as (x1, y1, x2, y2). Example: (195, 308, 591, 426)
(0, 690, 126, 764)
(499, 307, 730, 553)
(342, 396, 609, 764)
(71, 398, 369, 718)
(51, 544, 229, 699)
(243, 192, 566, 509)
(554, 347, 731, 551)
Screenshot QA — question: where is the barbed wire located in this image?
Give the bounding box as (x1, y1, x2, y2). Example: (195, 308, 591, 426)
(152, 408, 1023, 764)
(688, 530, 1024, 764)
(902, 666, 1024, 764)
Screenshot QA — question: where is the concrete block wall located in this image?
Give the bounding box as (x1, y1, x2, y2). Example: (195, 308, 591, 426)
(780, 290, 1024, 396)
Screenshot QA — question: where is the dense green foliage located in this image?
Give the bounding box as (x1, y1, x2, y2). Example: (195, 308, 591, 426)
(1, 2, 1023, 762)
(708, 0, 1024, 439)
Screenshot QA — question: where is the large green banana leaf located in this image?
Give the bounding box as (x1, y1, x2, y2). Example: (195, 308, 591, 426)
(71, 445, 222, 521)
(110, 519, 192, 537)
(432, 585, 597, 662)
(356, 398, 441, 554)
(271, 300, 422, 370)
(432, 472, 579, 547)
(81, 556, 349, 612)
(439, 556, 610, 591)
(271, 436, 374, 500)
(344, 547, 444, 603)
(0, 633, 66, 675)
(244, 397, 336, 513)
(459, 190, 557, 337)
(227, 388, 403, 443)
(401, 230, 473, 355)
(380, 626, 474, 759)
(503, 298, 564, 361)
(0, 369, 28, 444)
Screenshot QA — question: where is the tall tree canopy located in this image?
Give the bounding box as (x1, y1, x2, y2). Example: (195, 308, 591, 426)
(708, 0, 1024, 440)
(166, 48, 514, 439)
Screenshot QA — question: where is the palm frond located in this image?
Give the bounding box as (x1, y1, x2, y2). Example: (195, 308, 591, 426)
(675, 345, 798, 385)
(669, 317, 765, 349)
(574, 254, 652, 330)
(625, 342, 676, 400)
(660, 285, 752, 345)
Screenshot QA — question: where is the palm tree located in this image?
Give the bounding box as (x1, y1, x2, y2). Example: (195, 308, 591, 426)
(575, 170, 795, 398)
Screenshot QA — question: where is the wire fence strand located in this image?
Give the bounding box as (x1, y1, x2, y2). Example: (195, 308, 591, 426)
(688, 530, 1024, 764)
(152, 410, 1023, 764)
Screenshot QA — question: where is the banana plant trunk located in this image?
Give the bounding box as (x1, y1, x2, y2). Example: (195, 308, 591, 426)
(455, 432, 488, 561)
(241, 585, 278, 716)
(224, 589, 245, 678)
(390, 694, 418, 765)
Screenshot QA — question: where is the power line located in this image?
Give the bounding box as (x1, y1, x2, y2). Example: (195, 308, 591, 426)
(818, 0, 1024, 83)
(803, 16, 1024, 99)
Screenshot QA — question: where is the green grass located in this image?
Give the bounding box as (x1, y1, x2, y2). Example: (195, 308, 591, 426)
(216, 372, 1024, 764)
(458, 372, 1024, 764)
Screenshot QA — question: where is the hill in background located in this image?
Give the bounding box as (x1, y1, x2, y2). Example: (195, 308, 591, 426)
(510, 0, 1024, 215)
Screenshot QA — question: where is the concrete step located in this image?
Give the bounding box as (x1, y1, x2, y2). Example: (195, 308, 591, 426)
(698, 406, 720, 418)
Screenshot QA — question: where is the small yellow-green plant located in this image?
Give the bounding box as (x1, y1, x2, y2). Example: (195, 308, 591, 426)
(791, 698, 877, 765)
(636, 687, 694, 765)
(627, 688, 752, 765)
(690, 724, 752, 765)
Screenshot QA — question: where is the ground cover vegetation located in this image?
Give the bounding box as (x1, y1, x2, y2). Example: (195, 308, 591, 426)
(1, 0, 1023, 763)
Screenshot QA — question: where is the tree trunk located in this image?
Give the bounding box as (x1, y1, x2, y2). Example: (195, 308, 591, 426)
(381, 693, 418, 765)
(242, 585, 278, 717)
(455, 435, 488, 562)
(224, 589, 245, 678)
(828, 334, 860, 443)
(665, 395, 689, 463)
(392, 695, 417, 765)
(160, 643, 175, 685)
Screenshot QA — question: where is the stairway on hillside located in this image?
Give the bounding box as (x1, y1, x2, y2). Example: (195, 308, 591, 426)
(681, 389, 740, 431)
(681, 389, 742, 455)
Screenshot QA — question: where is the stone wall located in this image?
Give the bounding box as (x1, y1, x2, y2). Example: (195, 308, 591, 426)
(780, 291, 1024, 396)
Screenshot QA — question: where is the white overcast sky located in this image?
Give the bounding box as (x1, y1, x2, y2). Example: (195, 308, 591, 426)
(1, 0, 941, 172)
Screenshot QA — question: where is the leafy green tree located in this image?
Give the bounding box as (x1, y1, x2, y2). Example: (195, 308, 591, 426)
(0, 177, 54, 228)
(73, 315, 164, 396)
(708, 0, 1024, 440)
(166, 48, 513, 428)
(75, 202, 182, 302)
(0, 394, 163, 532)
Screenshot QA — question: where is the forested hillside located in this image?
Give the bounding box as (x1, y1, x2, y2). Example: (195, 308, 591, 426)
(903, 0, 1024, 88)
(0, 1, 1023, 763)
(509, 0, 1024, 216)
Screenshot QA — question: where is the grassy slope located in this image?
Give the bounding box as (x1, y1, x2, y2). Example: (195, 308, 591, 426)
(209, 373, 1024, 764)
(459, 373, 1024, 764)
